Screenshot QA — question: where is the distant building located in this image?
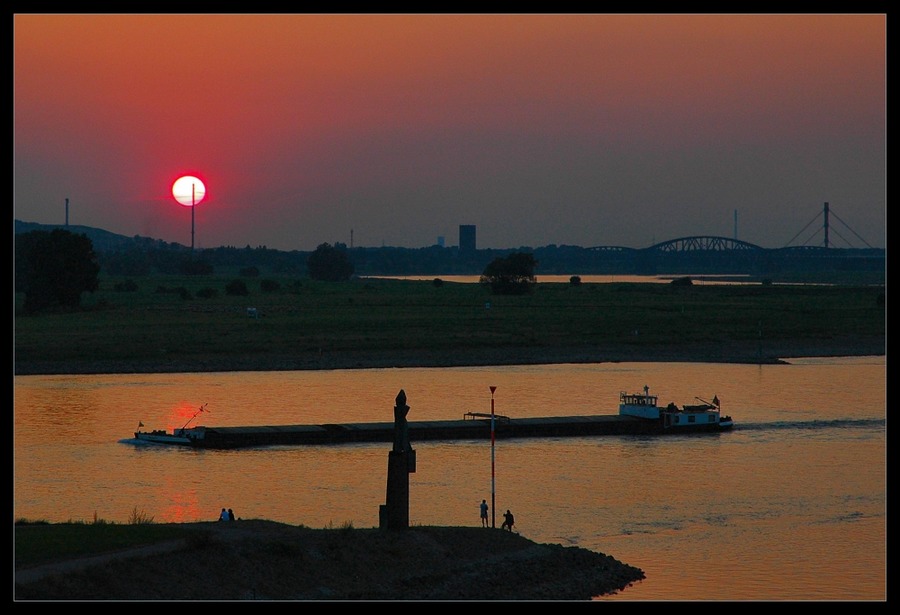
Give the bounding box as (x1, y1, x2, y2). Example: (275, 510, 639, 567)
(437, 236, 445, 247)
(459, 225, 476, 253)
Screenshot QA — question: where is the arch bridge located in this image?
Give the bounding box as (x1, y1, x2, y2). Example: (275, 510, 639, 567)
(587, 236, 764, 253)
(649, 236, 763, 253)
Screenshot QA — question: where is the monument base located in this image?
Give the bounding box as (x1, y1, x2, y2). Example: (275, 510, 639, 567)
(380, 449, 414, 529)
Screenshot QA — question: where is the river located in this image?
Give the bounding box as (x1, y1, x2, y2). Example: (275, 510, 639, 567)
(13, 357, 885, 600)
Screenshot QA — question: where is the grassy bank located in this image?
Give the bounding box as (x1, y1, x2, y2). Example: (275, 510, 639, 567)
(15, 517, 191, 569)
(14, 276, 885, 374)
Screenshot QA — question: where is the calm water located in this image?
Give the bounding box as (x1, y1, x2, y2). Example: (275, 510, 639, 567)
(364, 274, 757, 285)
(14, 357, 885, 601)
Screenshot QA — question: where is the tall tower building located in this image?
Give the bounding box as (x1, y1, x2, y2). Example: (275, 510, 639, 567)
(459, 225, 476, 253)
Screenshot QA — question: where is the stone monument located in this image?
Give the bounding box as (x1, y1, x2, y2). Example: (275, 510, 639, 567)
(380, 389, 416, 529)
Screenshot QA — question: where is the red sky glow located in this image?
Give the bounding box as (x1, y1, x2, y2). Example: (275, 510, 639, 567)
(14, 13, 885, 250)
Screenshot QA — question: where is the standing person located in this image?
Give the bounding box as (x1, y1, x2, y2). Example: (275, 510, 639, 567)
(502, 509, 515, 532)
(480, 499, 489, 527)
(219, 508, 229, 521)
(228, 508, 235, 521)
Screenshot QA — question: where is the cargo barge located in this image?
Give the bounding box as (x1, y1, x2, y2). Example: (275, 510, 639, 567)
(133, 386, 733, 449)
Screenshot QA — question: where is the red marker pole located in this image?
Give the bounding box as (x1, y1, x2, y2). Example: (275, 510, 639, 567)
(490, 385, 497, 529)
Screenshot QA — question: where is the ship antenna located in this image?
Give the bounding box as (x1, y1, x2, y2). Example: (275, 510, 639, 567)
(180, 403, 208, 431)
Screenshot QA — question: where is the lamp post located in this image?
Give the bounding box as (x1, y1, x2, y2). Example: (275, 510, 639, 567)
(490, 385, 497, 529)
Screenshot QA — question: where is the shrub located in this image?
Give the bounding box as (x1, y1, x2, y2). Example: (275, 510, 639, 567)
(307, 243, 354, 281)
(128, 507, 154, 525)
(225, 280, 249, 296)
(480, 252, 537, 295)
(260, 279, 281, 293)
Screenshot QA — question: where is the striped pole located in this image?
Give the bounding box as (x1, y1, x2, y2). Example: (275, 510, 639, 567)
(490, 385, 497, 528)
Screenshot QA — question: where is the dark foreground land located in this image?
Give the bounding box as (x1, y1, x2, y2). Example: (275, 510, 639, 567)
(15, 520, 645, 601)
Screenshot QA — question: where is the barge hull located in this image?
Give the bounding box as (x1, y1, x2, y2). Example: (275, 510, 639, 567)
(176, 415, 729, 449)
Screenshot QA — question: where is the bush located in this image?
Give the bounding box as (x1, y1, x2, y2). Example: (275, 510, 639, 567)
(480, 252, 537, 295)
(225, 279, 249, 296)
(307, 243, 354, 281)
(260, 279, 281, 293)
(128, 507, 154, 525)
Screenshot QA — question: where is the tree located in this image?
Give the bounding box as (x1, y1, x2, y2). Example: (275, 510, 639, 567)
(15, 229, 100, 313)
(307, 242, 354, 281)
(480, 252, 537, 295)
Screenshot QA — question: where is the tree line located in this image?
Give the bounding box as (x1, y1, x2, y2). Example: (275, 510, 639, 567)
(15, 230, 539, 313)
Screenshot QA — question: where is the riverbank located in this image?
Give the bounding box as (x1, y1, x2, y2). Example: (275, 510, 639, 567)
(12, 335, 885, 376)
(15, 520, 646, 601)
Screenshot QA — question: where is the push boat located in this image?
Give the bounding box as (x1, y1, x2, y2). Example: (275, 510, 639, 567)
(135, 404, 208, 445)
(619, 385, 733, 431)
(131, 387, 733, 449)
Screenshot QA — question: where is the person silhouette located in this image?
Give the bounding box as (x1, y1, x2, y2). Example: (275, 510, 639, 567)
(219, 508, 229, 521)
(228, 508, 235, 521)
(501, 509, 515, 532)
(480, 499, 488, 527)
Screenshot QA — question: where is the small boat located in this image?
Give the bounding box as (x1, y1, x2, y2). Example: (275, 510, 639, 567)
(619, 385, 734, 432)
(135, 404, 209, 444)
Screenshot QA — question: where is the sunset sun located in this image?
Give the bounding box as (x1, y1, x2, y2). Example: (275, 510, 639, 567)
(172, 175, 206, 207)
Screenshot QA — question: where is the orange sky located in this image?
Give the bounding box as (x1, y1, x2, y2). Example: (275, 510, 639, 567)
(14, 14, 885, 250)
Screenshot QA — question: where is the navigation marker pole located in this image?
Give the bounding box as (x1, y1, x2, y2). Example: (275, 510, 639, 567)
(490, 385, 497, 529)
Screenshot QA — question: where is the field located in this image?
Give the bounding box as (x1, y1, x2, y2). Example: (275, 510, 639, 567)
(14, 274, 885, 375)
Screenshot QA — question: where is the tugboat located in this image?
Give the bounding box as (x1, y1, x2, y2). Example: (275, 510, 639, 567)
(134, 404, 208, 444)
(619, 386, 733, 432)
